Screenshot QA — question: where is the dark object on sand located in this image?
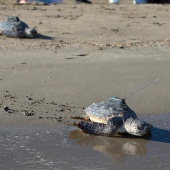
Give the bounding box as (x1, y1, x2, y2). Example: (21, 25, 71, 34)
(0, 16, 38, 38)
(2, 106, 14, 113)
(77, 96, 153, 137)
(148, 0, 170, 4)
(75, 0, 92, 4)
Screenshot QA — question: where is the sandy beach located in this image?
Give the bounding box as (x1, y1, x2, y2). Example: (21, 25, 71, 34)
(0, 1, 170, 169)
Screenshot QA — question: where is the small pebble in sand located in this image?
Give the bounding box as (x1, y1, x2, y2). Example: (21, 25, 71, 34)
(47, 101, 57, 105)
(22, 111, 34, 116)
(39, 116, 44, 119)
(26, 96, 33, 100)
(2, 106, 14, 113)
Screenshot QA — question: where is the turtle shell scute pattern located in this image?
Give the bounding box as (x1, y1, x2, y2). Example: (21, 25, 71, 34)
(84, 96, 136, 120)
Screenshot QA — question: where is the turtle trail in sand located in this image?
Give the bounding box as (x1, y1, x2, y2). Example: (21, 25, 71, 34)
(76, 96, 153, 137)
(0, 16, 38, 38)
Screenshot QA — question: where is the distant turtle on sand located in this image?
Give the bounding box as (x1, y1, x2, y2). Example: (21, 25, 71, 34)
(0, 16, 38, 38)
(76, 96, 153, 137)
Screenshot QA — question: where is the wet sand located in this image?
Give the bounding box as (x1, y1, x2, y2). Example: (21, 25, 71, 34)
(0, 114, 169, 170)
(0, 1, 170, 169)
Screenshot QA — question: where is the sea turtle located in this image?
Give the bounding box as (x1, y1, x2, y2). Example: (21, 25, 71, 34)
(0, 16, 38, 38)
(77, 96, 153, 137)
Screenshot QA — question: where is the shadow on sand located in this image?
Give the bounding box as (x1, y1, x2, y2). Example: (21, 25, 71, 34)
(150, 127, 170, 143)
(35, 34, 55, 40)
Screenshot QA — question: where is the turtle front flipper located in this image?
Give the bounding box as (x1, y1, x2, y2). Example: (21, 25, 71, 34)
(77, 121, 118, 137)
(24, 27, 38, 38)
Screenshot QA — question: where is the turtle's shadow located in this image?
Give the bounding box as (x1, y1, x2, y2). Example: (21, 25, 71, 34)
(34, 34, 55, 40)
(148, 127, 170, 143)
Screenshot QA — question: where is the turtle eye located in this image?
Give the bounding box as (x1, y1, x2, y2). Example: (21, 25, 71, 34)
(137, 125, 142, 131)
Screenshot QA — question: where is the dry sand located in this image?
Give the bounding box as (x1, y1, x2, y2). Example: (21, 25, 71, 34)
(0, 1, 170, 126)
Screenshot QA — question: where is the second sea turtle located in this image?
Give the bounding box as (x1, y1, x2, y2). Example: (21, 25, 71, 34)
(0, 16, 38, 38)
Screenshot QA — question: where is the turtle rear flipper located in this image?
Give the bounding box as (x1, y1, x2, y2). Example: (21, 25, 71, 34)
(77, 121, 118, 137)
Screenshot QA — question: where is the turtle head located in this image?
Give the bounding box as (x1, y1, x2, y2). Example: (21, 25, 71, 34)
(24, 27, 38, 38)
(125, 118, 153, 136)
